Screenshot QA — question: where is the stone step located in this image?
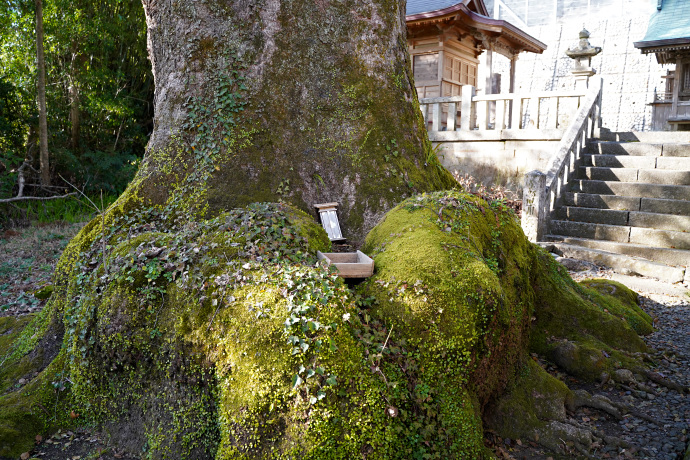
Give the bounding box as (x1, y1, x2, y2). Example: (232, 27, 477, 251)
(565, 193, 690, 216)
(550, 220, 630, 242)
(585, 154, 690, 170)
(658, 156, 690, 169)
(571, 180, 690, 200)
(630, 226, 690, 250)
(587, 141, 662, 156)
(628, 212, 690, 232)
(550, 220, 690, 249)
(585, 154, 656, 169)
(559, 206, 628, 225)
(640, 197, 690, 215)
(587, 141, 690, 157)
(559, 207, 690, 232)
(542, 241, 686, 283)
(660, 144, 690, 158)
(546, 236, 689, 267)
(598, 131, 690, 143)
(564, 193, 640, 211)
(580, 167, 690, 185)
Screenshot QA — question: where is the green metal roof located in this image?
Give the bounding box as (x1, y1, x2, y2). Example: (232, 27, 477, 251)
(639, 0, 690, 43)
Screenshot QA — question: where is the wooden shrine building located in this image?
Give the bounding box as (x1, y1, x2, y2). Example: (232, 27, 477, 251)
(405, 0, 546, 101)
(635, 0, 690, 130)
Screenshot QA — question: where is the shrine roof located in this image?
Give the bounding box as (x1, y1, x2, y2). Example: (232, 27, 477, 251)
(635, 0, 690, 50)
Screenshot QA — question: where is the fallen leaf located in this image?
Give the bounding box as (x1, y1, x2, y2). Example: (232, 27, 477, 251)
(20, 453, 30, 460)
(35, 434, 43, 443)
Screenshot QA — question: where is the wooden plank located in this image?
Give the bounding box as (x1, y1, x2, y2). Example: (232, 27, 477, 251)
(549, 96, 559, 129)
(461, 85, 476, 131)
(495, 98, 505, 130)
(530, 97, 539, 128)
(511, 95, 522, 129)
(477, 99, 488, 130)
(473, 91, 586, 102)
(413, 54, 439, 81)
(447, 102, 457, 131)
(419, 95, 463, 104)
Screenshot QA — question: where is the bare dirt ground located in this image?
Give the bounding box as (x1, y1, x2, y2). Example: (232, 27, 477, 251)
(1, 226, 688, 460)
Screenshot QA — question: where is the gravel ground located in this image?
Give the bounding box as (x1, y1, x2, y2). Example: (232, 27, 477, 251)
(490, 259, 690, 460)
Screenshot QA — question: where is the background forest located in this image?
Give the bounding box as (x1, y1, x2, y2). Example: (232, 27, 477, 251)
(0, 0, 152, 224)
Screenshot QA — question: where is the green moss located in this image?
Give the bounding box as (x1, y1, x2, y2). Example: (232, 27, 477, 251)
(0, 316, 39, 395)
(356, 191, 535, 457)
(529, 252, 649, 371)
(579, 279, 653, 335)
(0, 350, 71, 458)
(484, 359, 572, 441)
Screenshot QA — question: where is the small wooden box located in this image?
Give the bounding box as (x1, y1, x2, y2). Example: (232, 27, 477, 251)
(316, 250, 374, 278)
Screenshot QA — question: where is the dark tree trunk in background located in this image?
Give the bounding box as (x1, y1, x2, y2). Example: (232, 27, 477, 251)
(69, 42, 80, 152)
(134, 0, 454, 242)
(35, 0, 49, 186)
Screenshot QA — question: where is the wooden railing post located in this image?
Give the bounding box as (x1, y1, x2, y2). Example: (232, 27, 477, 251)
(461, 85, 475, 131)
(432, 103, 441, 132)
(447, 102, 457, 131)
(511, 95, 521, 129)
(495, 99, 505, 130)
(522, 170, 547, 242)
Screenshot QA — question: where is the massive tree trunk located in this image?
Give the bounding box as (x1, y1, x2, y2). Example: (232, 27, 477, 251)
(0, 3, 657, 458)
(132, 0, 453, 243)
(35, 0, 49, 186)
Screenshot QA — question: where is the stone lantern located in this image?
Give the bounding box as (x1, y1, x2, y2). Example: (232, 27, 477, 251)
(566, 28, 602, 89)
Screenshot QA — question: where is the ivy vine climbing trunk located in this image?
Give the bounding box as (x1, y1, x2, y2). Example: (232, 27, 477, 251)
(134, 0, 454, 242)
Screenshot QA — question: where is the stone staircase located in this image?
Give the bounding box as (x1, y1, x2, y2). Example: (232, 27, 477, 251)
(543, 132, 690, 284)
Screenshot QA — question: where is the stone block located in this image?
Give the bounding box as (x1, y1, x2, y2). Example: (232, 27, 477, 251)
(561, 206, 629, 225)
(628, 212, 690, 233)
(581, 167, 639, 182)
(662, 144, 690, 158)
(638, 170, 690, 186)
(640, 198, 690, 216)
(629, 227, 690, 250)
(565, 192, 641, 211)
(550, 220, 630, 242)
(656, 157, 690, 170)
(586, 155, 655, 169)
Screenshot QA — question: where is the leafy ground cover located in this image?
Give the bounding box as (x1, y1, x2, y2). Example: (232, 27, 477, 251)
(0, 223, 84, 318)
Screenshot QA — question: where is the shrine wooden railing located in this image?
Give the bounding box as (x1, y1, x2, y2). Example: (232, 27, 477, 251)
(418, 86, 588, 134)
(520, 77, 603, 241)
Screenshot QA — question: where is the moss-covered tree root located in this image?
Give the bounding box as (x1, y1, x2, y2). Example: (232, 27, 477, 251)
(0, 191, 660, 458)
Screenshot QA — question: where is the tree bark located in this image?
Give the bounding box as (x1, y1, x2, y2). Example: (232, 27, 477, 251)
(69, 42, 80, 152)
(35, 0, 49, 186)
(135, 0, 454, 243)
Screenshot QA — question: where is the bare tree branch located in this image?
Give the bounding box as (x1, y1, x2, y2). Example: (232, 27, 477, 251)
(0, 193, 78, 204)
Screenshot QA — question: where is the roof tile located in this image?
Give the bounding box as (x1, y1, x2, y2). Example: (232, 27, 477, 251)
(406, 0, 463, 16)
(641, 0, 690, 42)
